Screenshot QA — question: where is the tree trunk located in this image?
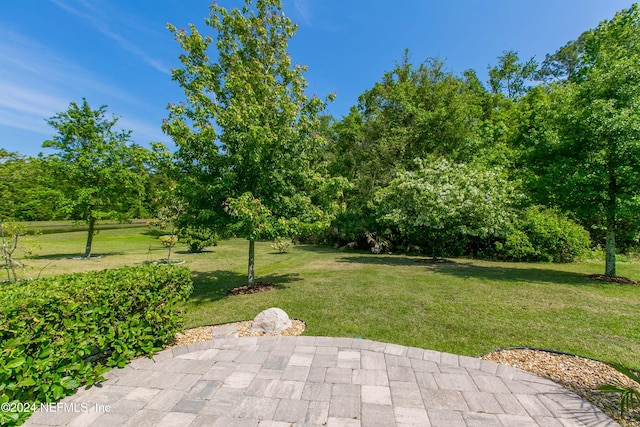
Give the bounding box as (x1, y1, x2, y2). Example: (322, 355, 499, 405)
(84, 217, 96, 258)
(248, 239, 255, 286)
(605, 229, 616, 277)
(604, 145, 617, 277)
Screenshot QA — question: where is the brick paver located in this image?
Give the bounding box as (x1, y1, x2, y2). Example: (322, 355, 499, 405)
(23, 336, 618, 426)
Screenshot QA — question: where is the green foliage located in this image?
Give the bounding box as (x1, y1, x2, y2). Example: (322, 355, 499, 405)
(271, 237, 292, 254)
(0, 153, 70, 222)
(488, 50, 537, 99)
(43, 99, 149, 258)
(141, 143, 177, 219)
(495, 229, 535, 261)
(150, 197, 185, 260)
(179, 225, 219, 253)
(599, 363, 640, 417)
(326, 53, 514, 250)
(159, 234, 178, 247)
(330, 54, 498, 193)
(165, 0, 346, 284)
(158, 233, 179, 261)
(537, 33, 587, 82)
(497, 207, 591, 262)
(0, 264, 192, 425)
(374, 158, 515, 257)
(520, 5, 640, 276)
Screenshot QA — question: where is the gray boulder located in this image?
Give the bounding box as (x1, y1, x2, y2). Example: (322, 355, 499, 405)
(250, 307, 292, 334)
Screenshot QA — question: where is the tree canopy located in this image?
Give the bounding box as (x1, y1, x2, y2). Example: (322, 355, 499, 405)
(3, 3, 639, 279)
(522, 4, 640, 276)
(43, 99, 148, 258)
(164, 0, 345, 285)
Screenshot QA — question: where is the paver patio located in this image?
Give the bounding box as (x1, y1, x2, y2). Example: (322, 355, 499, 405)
(23, 336, 618, 426)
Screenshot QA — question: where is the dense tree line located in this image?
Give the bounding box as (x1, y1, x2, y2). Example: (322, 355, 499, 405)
(323, 4, 640, 278)
(0, 101, 172, 258)
(1, 143, 168, 226)
(1, 1, 638, 278)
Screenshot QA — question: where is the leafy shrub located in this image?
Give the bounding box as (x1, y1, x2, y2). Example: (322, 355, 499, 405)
(179, 225, 219, 253)
(495, 229, 536, 260)
(497, 206, 591, 262)
(374, 159, 516, 258)
(0, 264, 192, 425)
(365, 232, 391, 254)
(271, 237, 292, 253)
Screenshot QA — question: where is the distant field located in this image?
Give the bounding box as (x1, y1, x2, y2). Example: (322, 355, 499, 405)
(9, 225, 640, 370)
(11, 219, 150, 234)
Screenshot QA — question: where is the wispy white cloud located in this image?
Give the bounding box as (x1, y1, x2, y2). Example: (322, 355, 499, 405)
(0, 29, 165, 147)
(0, 83, 69, 120)
(292, 0, 313, 26)
(0, 108, 51, 136)
(0, 30, 142, 106)
(49, 0, 171, 75)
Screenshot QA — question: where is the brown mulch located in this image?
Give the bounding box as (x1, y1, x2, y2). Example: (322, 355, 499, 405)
(483, 348, 640, 426)
(226, 282, 278, 296)
(587, 274, 639, 285)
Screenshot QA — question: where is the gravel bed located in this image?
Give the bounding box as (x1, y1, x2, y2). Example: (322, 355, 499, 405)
(483, 348, 640, 426)
(166, 319, 306, 349)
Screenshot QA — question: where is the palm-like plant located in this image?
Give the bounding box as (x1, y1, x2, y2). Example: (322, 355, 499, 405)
(599, 363, 640, 417)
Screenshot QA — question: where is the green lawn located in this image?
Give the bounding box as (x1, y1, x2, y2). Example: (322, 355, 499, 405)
(13, 226, 640, 369)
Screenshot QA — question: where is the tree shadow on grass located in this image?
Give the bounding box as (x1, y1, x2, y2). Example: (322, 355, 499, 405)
(188, 270, 303, 305)
(338, 254, 601, 287)
(30, 251, 126, 260)
(174, 249, 215, 255)
(141, 229, 165, 237)
(292, 244, 343, 254)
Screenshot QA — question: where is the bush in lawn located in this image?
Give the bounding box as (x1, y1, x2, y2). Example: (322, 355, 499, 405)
(179, 225, 219, 253)
(271, 237, 292, 254)
(0, 264, 192, 425)
(497, 206, 591, 262)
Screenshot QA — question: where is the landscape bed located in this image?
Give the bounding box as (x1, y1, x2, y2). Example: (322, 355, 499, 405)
(4, 227, 639, 424)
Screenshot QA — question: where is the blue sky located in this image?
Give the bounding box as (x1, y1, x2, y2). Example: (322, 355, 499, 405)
(1, 0, 635, 157)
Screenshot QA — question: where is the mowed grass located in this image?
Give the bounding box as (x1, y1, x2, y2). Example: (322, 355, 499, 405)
(15, 226, 640, 369)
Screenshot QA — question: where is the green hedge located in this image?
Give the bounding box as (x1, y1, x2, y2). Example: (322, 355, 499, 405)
(496, 206, 591, 262)
(0, 264, 192, 425)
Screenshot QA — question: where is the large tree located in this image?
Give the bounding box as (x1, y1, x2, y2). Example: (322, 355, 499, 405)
(326, 53, 509, 247)
(164, 0, 344, 285)
(524, 5, 640, 277)
(44, 99, 147, 258)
